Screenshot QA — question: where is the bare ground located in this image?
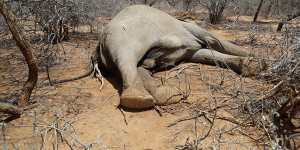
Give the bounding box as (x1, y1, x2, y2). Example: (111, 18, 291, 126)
(0, 16, 294, 149)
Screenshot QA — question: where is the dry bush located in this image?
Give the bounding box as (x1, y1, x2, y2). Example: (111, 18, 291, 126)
(245, 44, 300, 149)
(241, 26, 300, 149)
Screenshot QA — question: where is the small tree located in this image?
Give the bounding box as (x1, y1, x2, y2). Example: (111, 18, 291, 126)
(199, 0, 229, 24)
(253, 0, 264, 22)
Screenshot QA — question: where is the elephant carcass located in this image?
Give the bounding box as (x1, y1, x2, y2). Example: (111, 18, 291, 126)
(95, 5, 266, 109)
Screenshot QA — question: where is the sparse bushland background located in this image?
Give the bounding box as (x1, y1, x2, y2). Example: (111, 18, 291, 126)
(0, 0, 299, 149)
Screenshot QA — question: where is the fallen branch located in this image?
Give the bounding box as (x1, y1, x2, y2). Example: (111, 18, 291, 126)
(168, 112, 206, 127)
(0, 102, 21, 116)
(0, 0, 38, 107)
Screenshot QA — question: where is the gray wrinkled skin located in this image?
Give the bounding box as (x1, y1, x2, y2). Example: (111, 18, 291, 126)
(95, 5, 265, 109)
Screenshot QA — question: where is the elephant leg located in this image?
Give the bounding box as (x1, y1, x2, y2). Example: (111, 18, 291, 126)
(188, 49, 266, 77)
(137, 67, 183, 105)
(182, 22, 252, 57)
(116, 53, 155, 109)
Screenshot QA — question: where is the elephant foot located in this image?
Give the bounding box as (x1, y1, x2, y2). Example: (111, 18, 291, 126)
(240, 57, 267, 77)
(151, 86, 183, 105)
(120, 87, 155, 109)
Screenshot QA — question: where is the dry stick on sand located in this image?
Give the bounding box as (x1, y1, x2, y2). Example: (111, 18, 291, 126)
(12, 114, 104, 149)
(174, 84, 219, 149)
(48, 57, 105, 92)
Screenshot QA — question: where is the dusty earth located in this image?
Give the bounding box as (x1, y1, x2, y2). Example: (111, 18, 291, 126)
(0, 16, 296, 150)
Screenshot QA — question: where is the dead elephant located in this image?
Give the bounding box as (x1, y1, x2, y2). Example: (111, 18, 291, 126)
(94, 5, 266, 109)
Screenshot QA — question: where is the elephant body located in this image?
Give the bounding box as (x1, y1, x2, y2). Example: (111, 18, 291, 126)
(95, 5, 265, 109)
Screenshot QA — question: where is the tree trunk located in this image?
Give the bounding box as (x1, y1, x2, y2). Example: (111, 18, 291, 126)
(277, 10, 300, 32)
(0, 0, 38, 107)
(276, 22, 284, 32)
(253, 0, 264, 22)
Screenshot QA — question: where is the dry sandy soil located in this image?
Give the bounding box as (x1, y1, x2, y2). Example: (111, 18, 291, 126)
(0, 16, 297, 149)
